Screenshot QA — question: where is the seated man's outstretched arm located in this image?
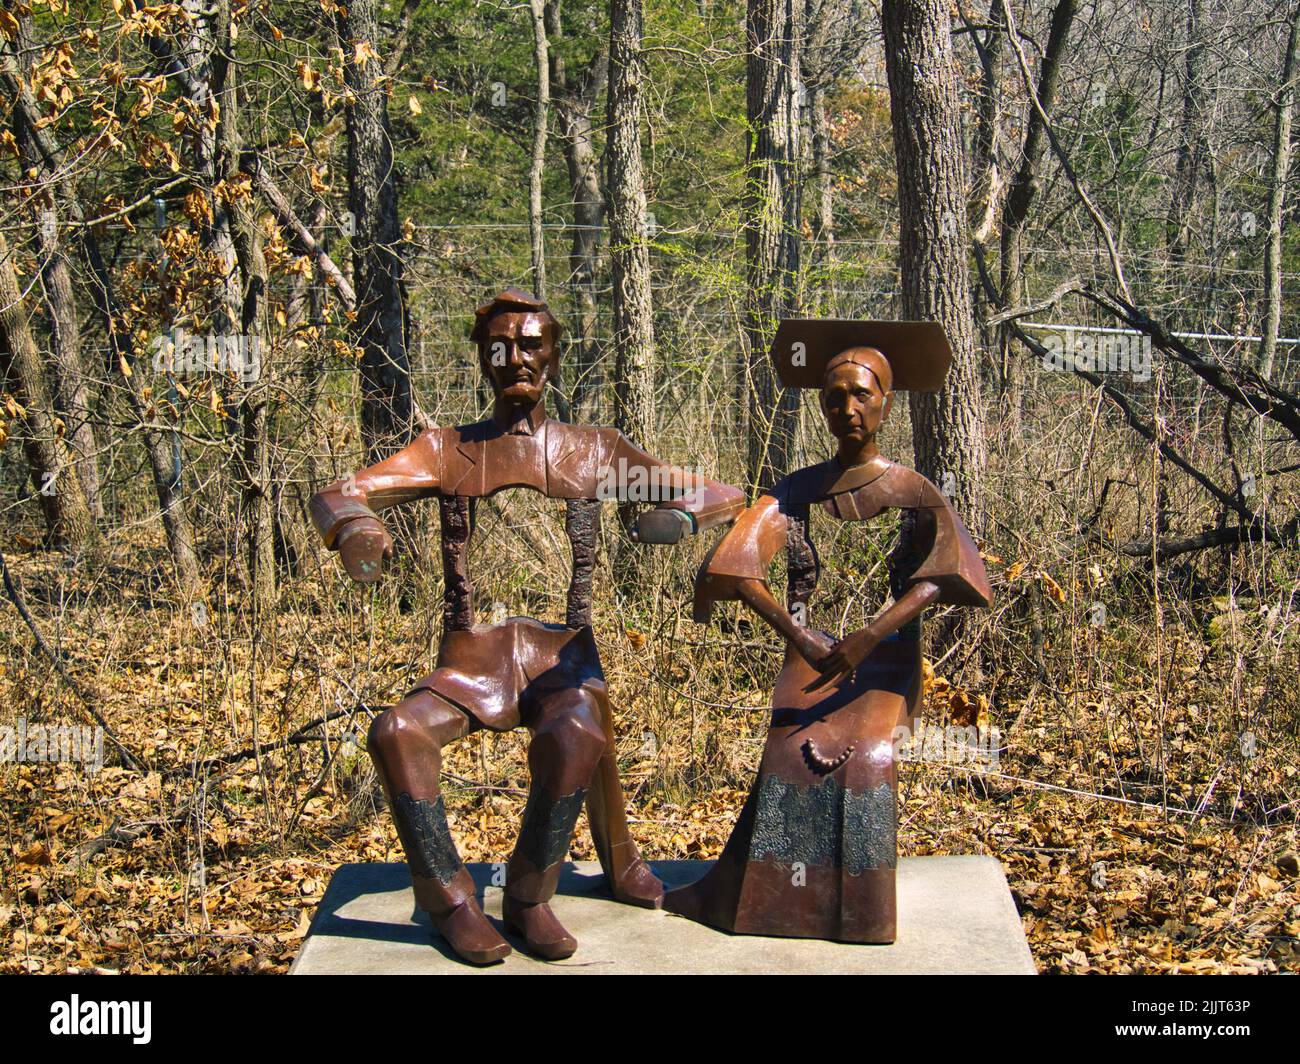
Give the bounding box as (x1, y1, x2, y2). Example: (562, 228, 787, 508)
(606, 433, 745, 544)
(309, 428, 443, 583)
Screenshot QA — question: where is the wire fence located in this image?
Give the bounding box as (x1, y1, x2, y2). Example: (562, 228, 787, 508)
(2, 218, 1299, 550)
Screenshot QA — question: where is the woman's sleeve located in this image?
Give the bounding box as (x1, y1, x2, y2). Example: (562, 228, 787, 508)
(692, 494, 788, 621)
(897, 479, 994, 608)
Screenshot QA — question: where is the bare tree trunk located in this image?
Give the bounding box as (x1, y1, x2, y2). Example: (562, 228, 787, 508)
(529, 0, 551, 301)
(180, 0, 242, 343)
(83, 234, 203, 594)
(744, 0, 804, 494)
(1261, 3, 1300, 380)
(548, 1, 607, 419)
(0, 234, 96, 551)
(605, 0, 657, 587)
(1167, 0, 1209, 262)
(998, 0, 1077, 395)
(882, 0, 988, 537)
(967, 0, 1005, 250)
(9, 5, 103, 519)
(214, 0, 275, 604)
(338, 0, 414, 462)
(607, 0, 656, 458)
(0, 32, 199, 589)
(35, 218, 103, 519)
(809, 82, 835, 270)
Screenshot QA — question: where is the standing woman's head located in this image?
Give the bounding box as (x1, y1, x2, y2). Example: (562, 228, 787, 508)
(820, 346, 894, 449)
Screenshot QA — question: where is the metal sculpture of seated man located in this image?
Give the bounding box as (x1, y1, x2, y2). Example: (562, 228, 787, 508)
(309, 288, 744, 965)
(663, 319, 993, 944)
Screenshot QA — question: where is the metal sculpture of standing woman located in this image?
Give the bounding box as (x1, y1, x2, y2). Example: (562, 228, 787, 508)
(664, 320, 993, 943)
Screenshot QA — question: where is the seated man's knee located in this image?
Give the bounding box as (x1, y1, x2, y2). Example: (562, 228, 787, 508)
(368, 690, 464, 760)
(535, 691, 606, 766)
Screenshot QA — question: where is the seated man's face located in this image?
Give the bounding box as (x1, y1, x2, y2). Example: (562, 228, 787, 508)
(480, 310, 556, 405)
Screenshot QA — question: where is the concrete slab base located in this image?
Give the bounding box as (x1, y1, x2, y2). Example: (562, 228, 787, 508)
(290, 857, 1036, 975)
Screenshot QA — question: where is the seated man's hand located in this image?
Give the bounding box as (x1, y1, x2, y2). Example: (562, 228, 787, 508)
(336, 518, 393, 584)
(631, 507, 695, 545)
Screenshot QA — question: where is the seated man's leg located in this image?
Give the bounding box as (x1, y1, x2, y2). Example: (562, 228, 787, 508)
(582, 683, 664, 907)
(368, 689, 511, 965)
(504, 686, 606, 960)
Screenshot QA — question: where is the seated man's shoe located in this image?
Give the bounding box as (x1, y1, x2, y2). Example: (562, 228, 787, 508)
(502, 894, 577, 960)
(433, 897, 512, 965)
(413, 867, 511, 965)
(608, 853, 664, 909)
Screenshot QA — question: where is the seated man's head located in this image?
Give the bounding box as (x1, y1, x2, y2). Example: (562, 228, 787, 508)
(470, 287, 563, 407)
(820, 346, 894, 448)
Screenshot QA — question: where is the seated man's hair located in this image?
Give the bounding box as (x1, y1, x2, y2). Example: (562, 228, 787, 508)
(470, 286, 563, 346)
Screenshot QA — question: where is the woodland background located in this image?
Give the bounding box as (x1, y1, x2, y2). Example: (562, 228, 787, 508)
(0, 0, 1297, 973)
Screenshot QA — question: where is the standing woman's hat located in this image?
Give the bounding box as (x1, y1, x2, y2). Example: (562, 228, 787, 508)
(769, 319, 953, 391)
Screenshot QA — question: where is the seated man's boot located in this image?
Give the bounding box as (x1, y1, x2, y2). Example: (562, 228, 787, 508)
(602, 840, 664, 909)
(393, 791, 511, 965)
(503, 785, 587, 960)
(502, 862, 575, 960)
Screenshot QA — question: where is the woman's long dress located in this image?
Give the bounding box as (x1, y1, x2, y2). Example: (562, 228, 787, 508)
(664, 458, 992, 943)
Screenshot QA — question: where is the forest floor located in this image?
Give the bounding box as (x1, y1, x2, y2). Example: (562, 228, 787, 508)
(0, 537, 1297, 975)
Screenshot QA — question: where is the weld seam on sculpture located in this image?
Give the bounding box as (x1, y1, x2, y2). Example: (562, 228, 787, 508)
(392, 792, 462, 885)
(785, 505, 819, 608)
(439, 494, 475, 631)
(564, 498, 599, 629)
(517, 786, 588, 871)
(889, 506, 929, 643)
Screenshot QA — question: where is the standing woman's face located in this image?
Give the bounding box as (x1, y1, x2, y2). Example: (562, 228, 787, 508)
(820, 362, 892, 446)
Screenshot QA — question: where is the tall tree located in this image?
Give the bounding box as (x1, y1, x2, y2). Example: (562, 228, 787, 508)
(964, 0, 1006, 251)
(745, 0, 804, 494)
(801, 0, 872, 280)
(1167, 0, 1211, 262)
(882, 0, 988, 537)
(338, 0, 415, 462)
(529, 0, 551, 301)
(172, 0, 243, 355)
(0, 32, 198, 588)
(997, 0, 1077, 393)
(0, 232, 96, 551)
(213, 0, 275, 603)
(606, 0, 655, 460)
(547, 0, 607, 419)
(1261, 3, 1300, 380)
(9, 4, 103, 520)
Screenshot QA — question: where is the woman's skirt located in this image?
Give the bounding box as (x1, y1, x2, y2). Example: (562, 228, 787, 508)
(664, 634, 923, 943)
